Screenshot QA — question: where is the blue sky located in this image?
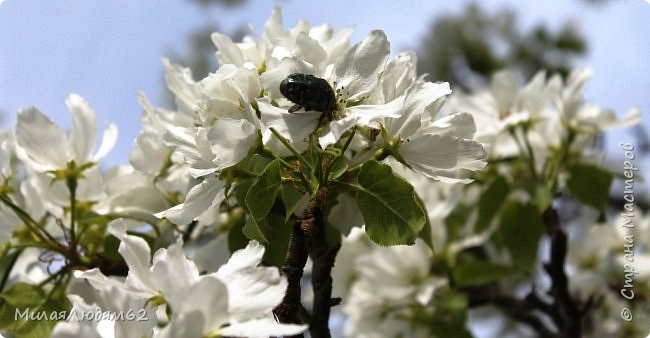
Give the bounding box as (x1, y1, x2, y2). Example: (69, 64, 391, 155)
(0, 0, 648, 168)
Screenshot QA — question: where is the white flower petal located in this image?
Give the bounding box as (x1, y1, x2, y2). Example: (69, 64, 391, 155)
(162, 58, 201, 114)
(200, 65, 261, 112)
(258, 98, 320, 155)
(156, 311, 205, 338)
(420, 112, 477, 139)
(591, 107, 642, 130)
(294, 31, 327, 70)
(154, 175, 225, 225)
(211, 32, 246, 66)
(207, 118, 258, 170)
(163, 127, 218, 178)
(490, 70, 519, 114)
(72, 269, 131, 295)
(151, 242, 201, 310)
(400, 134, 486, 178)
(519, 70, 551, 115)
(181, 275, 230, 331)
(220, 267, 287, 321)
(328, 192, 364, 236)
(107, 220, 155, 292)
(385, 81, 451, 139)
(220, 318, 308, 338)
(334, 30, 390, 100)
(321, 27, 354, 64)
(51, 321, 102, 338)
(108, 185, 170, 222)
(75, 166, 106, 202)
(263, 5, 284, 44)
(15, 107, 68, 171)
(164, 126, 201, 160)
(260, 57, 313, 99)
(67, 93, 98, 163)
(216, 240, 265, 277)
(92, 122, 117, 162)
(213, 241, 287, 320)
(191, 234, 231, 274)
(319, 98, 402, 147)
(129, 132, 167, 175)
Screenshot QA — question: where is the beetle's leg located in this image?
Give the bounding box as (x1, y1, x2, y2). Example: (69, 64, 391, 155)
(288, 104, 302, 113)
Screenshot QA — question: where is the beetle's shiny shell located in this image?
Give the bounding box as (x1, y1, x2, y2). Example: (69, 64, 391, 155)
(280, 73, 337, 113)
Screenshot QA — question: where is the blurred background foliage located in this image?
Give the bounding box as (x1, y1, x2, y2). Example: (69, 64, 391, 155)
(415, 3, 586, 90)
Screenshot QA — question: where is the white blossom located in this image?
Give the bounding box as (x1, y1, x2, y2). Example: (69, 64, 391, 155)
(14, 94, 117, 172)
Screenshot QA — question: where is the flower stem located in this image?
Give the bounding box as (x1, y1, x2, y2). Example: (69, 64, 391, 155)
(523, 130, 538, 178)
(269, 127, 313, 171)
(0, 194, 57, 243)
(66, 176, 78, 247)
(0, 249, 22, 292)
(508, 128, 536, 177)
(263, 147, 311, 191)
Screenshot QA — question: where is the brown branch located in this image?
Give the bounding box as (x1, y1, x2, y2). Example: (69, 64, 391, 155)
(273, 221, 309, 336)
(543, 207, 583, 337)
(460, 207, 595, 338)
(464, 284, 559, 338)
(301, 187, 339, 338)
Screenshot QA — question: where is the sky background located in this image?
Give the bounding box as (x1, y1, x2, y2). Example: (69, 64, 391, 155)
(0, 0, 648, 177)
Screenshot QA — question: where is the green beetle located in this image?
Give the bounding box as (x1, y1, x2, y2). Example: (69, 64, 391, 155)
(279, 73, 337, 116)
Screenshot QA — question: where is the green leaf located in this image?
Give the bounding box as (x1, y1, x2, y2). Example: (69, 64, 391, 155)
(245, 160, 282, 220)
(259, 213, 293, 267)
(237, 154, 273, 176)
(431, 292, 472, 338)
(227, 213, 248, 253)
(242, 213, 293, 266)
(0, 283, 69, 338)
(496, 202, 545, 270)
(475, 176, 509, 232)
(444, 204, 471, 242)
(280, 184, 305, 222)
(233, 179, 255, 208)
(328, 160, 348, 181)
(353, 160, 427, 246)
(242, 217, 269, 244)
(102, 235, 122, 261)
(415, 192, 434, 251)
(566, 163, 613, 211)
(0, 248, 21, 292)
(453, 261, 515, 286)
(533, 184, 553, 212)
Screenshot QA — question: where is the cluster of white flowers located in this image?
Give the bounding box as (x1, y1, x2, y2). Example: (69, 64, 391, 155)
(445, 68, 641, 169)
(148, 6, 486, 227)
(565, 212, 650, 336)
(50, 220, 306, 338)
(332, 229, 447, 338)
